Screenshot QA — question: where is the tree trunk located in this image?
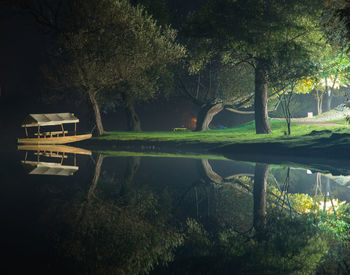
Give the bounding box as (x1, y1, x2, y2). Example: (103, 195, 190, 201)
(88, 90, 104, 136)
(195, 103, 224, 131)
(76, 153, 104, 225)
(119, 157, 141, 197)
(254, 63, 271, 134)
(199, 159, 223, 184)
(316, 90, 323, 115)
(123, 157, 141, 186)
(124, 94, 142, 132)
(325, 89, 332, 112)
(253, 163, 270, 234)
(87, 154, 105, 201)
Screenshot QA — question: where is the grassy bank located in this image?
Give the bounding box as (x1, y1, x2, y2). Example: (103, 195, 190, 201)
(95, 120, 349, 146)
(87, 119, 350, 172)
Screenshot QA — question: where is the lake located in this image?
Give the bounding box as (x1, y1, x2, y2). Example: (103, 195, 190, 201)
(1, 146, 350, 274)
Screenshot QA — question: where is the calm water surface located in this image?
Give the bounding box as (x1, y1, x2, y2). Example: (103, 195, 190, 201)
(1, 147, 350, 274)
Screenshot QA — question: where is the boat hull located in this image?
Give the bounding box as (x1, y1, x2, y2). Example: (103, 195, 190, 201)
(18, 144, 92, 155)
(18, 134, 92, 145)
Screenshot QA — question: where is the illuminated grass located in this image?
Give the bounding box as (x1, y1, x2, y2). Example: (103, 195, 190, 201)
(96, 120, 350, 145)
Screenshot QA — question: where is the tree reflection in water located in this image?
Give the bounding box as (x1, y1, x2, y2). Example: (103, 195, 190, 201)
(42, 154, 183, 275)
(40, 156, 350, 274)
(165, 160, 350, 274)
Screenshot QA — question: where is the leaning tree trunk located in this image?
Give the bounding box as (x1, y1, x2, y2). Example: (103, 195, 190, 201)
(253, 163, 270, 235)
(254, 63, 271, 134)
(199, 159, 223, 184)
(195, 103, 224, 131)
(124, 94, 142, 132)
(88, 90, 104, 136)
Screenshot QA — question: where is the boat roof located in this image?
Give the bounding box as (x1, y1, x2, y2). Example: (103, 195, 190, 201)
(22, 161, 79, 176)
(22, 113, 79, 127)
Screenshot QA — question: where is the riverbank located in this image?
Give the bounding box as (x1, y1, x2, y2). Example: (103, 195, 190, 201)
(79, 120, 350, 162)
(85, 120, 348, 148)
(74, 119, 350, 175)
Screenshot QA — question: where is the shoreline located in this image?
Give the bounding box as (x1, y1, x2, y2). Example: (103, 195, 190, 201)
(77, 133, 350, 174)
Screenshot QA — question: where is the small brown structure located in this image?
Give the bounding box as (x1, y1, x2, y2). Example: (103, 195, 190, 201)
(18, 113, 92, 145)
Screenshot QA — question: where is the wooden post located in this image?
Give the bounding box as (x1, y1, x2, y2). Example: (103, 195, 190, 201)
(37, 126, 40, 139)
(24, 127, 28, 137)
(24, 152, 28, 161)
(61, 124, 65, 136)
(60, 153, 65, 165)
(74, 154, 76, 166)
(74, 123, 77, 136)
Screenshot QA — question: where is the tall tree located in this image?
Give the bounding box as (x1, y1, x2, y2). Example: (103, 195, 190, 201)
(187, 0, 327, 133)
(40, 0, 185, 135)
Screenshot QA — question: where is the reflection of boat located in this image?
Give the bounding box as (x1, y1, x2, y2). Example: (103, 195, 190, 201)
(17, 113, 92, 144)
(22, 161, 79, 176)
(19, 144, 92, 176)
(18, 145, 92, 156)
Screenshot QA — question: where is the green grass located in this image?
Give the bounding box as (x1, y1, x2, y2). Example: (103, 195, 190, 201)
(95, 119, 350, 146)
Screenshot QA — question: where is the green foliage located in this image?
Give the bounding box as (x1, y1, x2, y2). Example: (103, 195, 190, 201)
(295, 48, 350, 94)
(318, 202, 350, 242)
(176, 198, 329, 274)
(190, 0, 327, 79)
(47, 0, 186, 103)
(130, 0, 170, 26)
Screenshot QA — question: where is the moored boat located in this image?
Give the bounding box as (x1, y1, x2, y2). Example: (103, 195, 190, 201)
(17, 113, 92, 145)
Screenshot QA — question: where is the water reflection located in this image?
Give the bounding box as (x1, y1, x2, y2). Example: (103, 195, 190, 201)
(42, 154, 182, 274)
(9, 151, 350, 274)
(18, 145, 91, 176)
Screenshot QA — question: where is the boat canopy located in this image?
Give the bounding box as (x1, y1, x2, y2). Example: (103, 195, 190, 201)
(22, 113, 79, 127)
(22, 161, 79, 176)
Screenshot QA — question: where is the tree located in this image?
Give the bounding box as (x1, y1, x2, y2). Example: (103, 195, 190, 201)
(294, 48, 350, 115)
(187, 0, 328, 134)
(253, 163, 269, 234)
(177, 60, 255, 131)
(42, 153, 183, 274)
(42, 0, 185, 135)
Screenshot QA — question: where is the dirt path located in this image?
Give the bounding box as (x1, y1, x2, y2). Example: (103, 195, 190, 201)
(273, 118, 347, 127)
(290, 120, 346, 127)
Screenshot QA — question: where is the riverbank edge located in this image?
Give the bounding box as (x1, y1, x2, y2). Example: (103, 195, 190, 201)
(80, 133, 350, 158)
(78, 134, 350, 174)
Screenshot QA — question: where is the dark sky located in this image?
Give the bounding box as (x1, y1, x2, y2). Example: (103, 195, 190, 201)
(0, 3, 46, 101)
(0, 3, 49, 144)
